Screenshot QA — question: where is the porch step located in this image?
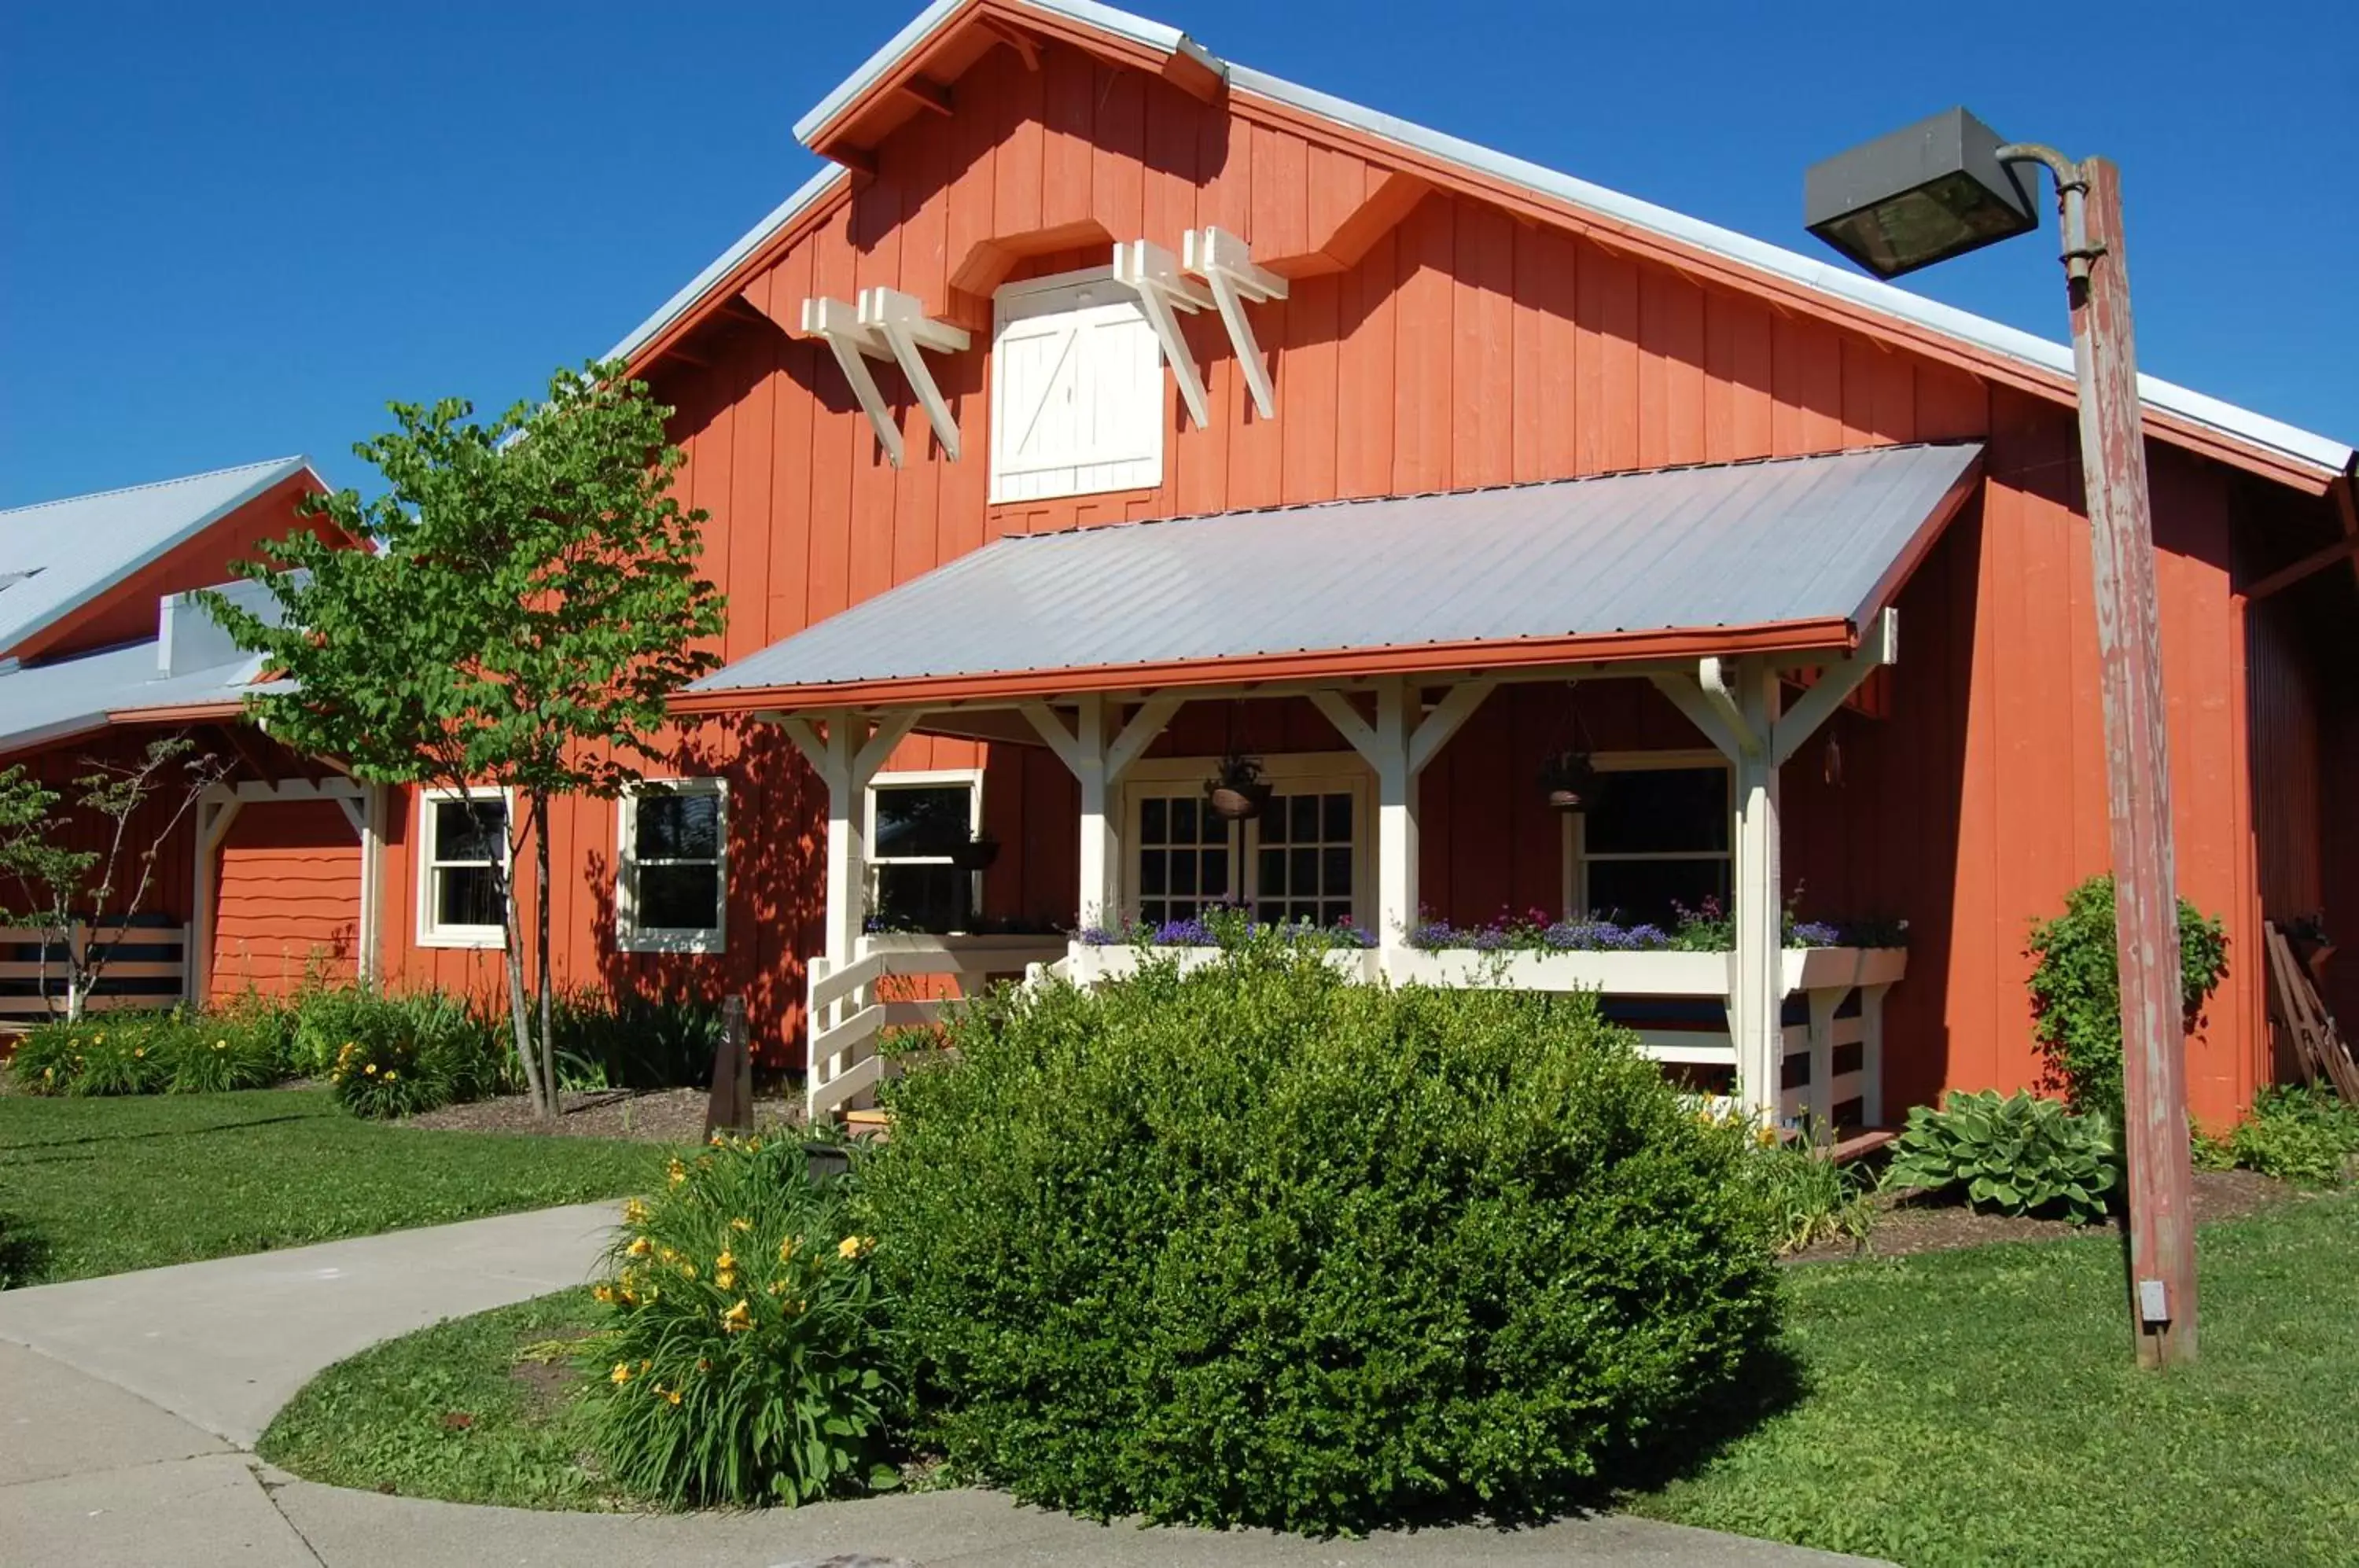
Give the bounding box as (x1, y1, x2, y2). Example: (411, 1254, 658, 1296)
(842, 1106, 893, 1143)
(1827, 1127, 1898, 1164)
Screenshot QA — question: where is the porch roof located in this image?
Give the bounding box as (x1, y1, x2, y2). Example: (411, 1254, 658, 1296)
(682, 442, 1982, 712)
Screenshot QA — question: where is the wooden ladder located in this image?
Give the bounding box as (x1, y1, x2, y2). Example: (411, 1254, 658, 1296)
(2263, 921, 2359, 1102)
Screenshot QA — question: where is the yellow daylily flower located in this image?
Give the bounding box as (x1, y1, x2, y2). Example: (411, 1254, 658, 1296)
(609, 1361, 633, 1385)
(621, 1198, 648, 1225)
(837, 1235, 874, 1261)
(626, 1236, 653, 1257)
(720, 1299, 753, 1333)
(729, 1217, 752, 1234)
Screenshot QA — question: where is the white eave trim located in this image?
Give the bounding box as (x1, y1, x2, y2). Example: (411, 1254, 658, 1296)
(602, 164, 848, 366)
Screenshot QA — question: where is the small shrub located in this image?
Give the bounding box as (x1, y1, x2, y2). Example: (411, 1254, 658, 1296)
(1739, 1132, 1874, 1253)
(549, 985, 723, 1090)
(1883, 1089, 2118, 1224)
(2225, 1086, 2359, 1186)
(13, 1014, 173, 1095)
(319, 988, 508, 1118)
(2026, 874, 2228, 1121)
(581, 1136, 896, 1506)
(862, 940, 1782, 1534)
(163, 1012, 285, 1094)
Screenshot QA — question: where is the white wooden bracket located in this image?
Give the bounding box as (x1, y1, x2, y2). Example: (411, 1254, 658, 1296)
(1019, 694, 1181, 786)
(801, 296, 904, 467)
(1769, 609, 1897, 767)
(1184, 226, 1288, 419)
(858, 287, 970, 460)
(1308, 679, 1493, 779)
(1110, 239, 1214, 430)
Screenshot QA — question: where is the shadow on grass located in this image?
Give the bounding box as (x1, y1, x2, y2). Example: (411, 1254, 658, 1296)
(0, 1211, 53, 1289)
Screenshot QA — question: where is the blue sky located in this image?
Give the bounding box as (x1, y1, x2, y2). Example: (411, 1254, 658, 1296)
(3, 0, 2352, 507)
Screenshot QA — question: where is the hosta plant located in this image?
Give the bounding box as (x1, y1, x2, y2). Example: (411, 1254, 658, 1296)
(580, 1136, 898, 1507)
(1883, 1088, 2119, 1224)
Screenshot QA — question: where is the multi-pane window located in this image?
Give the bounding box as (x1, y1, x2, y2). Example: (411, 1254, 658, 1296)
(1130, 767, 1367, 932)
(1571, 764, 1732, 927)
(1254, 790, 1356, 928)
(419, 790, 506, 947)
(619, 781, 726, 952)
(869, 775, 980, 933)
(1135, 791, 1235, 929)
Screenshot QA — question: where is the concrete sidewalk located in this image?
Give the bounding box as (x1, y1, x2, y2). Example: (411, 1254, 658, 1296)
(0, 1205, 1879, 1567)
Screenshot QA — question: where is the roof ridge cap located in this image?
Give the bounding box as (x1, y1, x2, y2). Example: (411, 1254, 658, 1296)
(0, 455, 307, 518)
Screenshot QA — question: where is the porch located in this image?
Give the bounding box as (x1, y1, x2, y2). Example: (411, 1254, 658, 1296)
(673, 444, 1981, 1132)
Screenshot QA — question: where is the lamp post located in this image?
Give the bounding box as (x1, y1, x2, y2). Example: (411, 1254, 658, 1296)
(1805, 109, 2197, 1367)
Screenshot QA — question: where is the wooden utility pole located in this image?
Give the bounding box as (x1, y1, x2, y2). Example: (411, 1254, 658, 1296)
(2063, 155, 2199, 1365)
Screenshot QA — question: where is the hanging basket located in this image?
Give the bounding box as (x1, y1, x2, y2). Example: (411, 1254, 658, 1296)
(1539, 751, 1601, 813)
(1205, 754, 1272, 821)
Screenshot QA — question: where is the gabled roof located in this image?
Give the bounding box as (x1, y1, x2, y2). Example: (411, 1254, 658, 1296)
(0, 457, 315, 657)
(682, 442, 1982, 710)
(605, 0, 2350, 491)
(0, 638, 267, 758)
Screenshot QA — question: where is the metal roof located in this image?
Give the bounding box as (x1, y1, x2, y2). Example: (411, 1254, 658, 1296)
(600, 0, 2350, 480)
(0, 640, 263, 757)
(689, 442, 1981, 700)
(0, 457, 312, 657)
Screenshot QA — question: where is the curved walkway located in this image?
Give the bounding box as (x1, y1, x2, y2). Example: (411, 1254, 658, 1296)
(0, 1205, 1877, 1567)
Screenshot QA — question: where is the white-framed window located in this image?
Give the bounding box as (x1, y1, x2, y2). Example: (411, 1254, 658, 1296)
(1122, 756, 1371, 932)
(867, 769, 983, 934)
(989, 268, 1164, 503)
(617, 778, 727, 954)
(1562, 751, 1733, 928)
(417, 787, 510, 949)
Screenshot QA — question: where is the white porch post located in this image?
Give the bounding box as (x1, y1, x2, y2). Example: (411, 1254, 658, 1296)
(1023, 694, 1182, 931)
(1651, 610, 1897, 1128)
(1373, 682, 1416, 955)
(190, 787, 242, 1007)
(778, 709, 918, 1013)
(1073, 695, 1117, 928)
(1728, 661, 1786, 1127)
(1309, 678, 1491, 965)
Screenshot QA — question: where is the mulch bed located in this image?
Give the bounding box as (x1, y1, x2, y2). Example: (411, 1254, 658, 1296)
(1790, 1167, 2302, 1263)
(403, 1088, 803, 1144)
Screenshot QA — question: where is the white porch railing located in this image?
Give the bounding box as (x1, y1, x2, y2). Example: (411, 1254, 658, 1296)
(1062, 941, 1904, 1132)
(0, 923, 194, 1023)
(805, 933, 1070, 1122)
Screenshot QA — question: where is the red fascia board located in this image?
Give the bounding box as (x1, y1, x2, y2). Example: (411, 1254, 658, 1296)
(669, 617, 1860, 716)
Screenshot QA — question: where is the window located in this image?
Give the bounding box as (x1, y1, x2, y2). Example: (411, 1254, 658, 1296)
(1127, 758, 1368, 932)
(1566, 758, 1732, 928)
(418, 789, 508, 948)
(618, 780, 726, 952)
(989, 270, 1164, 503)
(868, 771, 981, 934)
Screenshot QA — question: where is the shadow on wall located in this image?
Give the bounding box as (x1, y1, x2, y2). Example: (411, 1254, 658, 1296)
(586, 719, 823, 1075)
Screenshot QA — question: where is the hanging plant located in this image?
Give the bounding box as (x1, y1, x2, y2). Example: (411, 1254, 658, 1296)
(948, 830, 1000, 872)
(1537, 749, 1601, 812)
(1204, 754, 1272, 821)
(1540, 680, 1604, 812)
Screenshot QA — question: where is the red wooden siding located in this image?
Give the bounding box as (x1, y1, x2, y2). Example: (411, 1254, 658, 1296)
(343, 31, 2343, 1119)
(209, 801, 361, 999)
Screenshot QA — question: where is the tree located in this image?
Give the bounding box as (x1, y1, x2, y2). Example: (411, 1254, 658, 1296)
(203, 362, 726, 1114)
(0, 737, 230, 1019)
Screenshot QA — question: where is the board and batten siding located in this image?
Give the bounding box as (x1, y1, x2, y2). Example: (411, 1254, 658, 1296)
(351, 33, 2325, 1124)
(208, 800, 362, 998)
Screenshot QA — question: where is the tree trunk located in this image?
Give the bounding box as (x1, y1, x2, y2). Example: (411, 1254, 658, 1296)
(534, 791, 556, 1119)
(491, 824, 545, 1113)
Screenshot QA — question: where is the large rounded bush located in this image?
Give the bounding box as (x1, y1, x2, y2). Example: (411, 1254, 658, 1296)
(861, 944, 1783, 1533)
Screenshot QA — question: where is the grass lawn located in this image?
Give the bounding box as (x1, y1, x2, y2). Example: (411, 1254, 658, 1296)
(0, 1088, 672, 1287)
(259, 1191, 2359, 1559)
(259, 1288, 620, 1510)
(1632, 1190, 2359, 1566)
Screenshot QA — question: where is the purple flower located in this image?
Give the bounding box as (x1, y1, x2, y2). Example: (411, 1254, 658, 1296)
(1790, 921, 1842, 948)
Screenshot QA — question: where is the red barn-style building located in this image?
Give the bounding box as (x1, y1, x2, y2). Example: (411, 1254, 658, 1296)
(264, 2, 2359, 1128)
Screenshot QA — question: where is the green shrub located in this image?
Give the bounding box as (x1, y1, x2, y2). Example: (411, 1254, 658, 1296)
(2224, 1086, 2359, 1186)
(319, 988, 508, 1118)
(549, 985, 723, 1091)
(162, 1010, 285, 1094)
(2026, 874, 2228, 1121)
(581, 1136, 896, 1506)
(1883, 1089, 2118, 1224)
(861, 942, 1782, 1534)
